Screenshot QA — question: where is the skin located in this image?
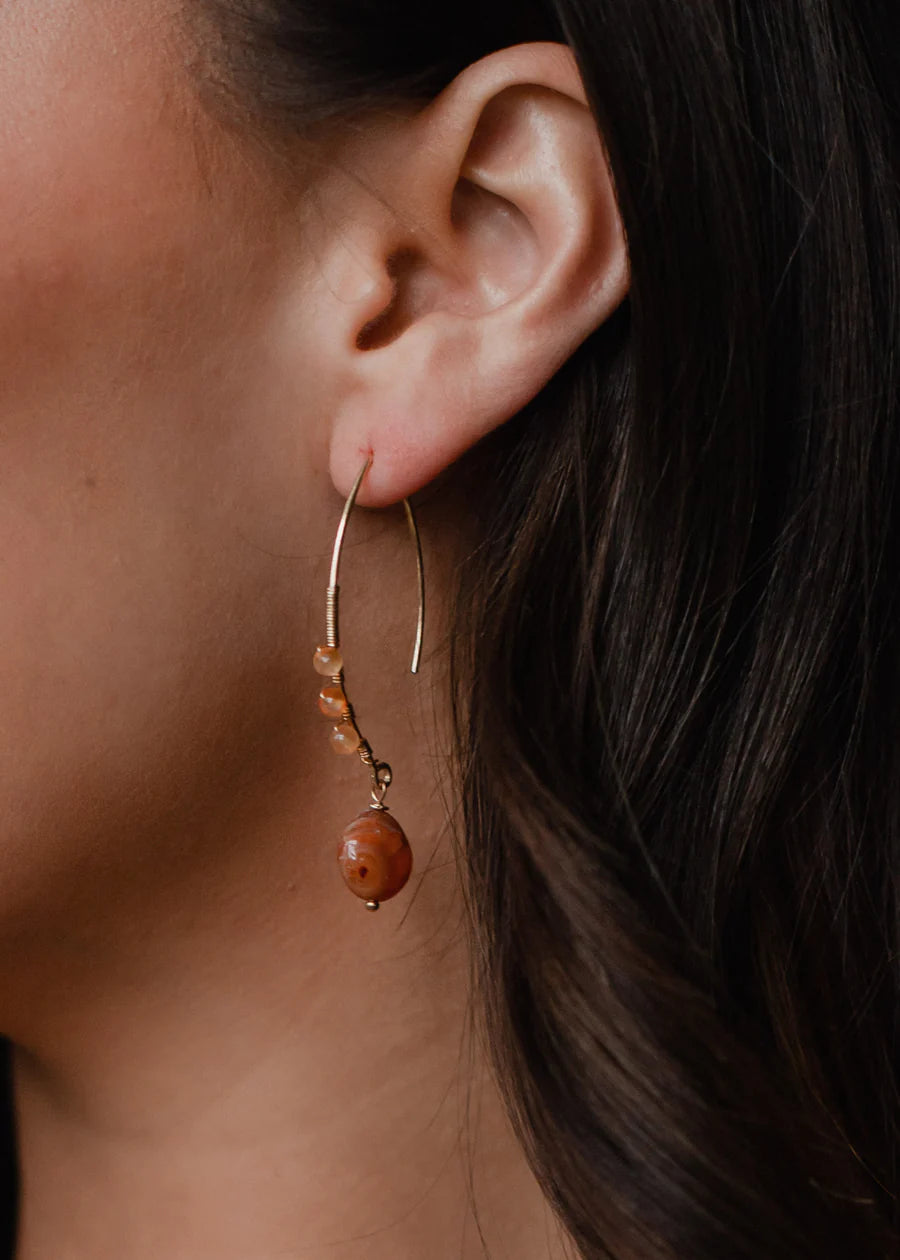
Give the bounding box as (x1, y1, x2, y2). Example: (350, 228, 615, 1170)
(0, 2, 628, 1256)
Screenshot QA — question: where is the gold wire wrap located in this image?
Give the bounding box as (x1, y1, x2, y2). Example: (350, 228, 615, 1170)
(325, 586, 339, 650)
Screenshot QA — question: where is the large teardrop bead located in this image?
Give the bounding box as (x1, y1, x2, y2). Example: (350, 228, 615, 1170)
(337, 807, 412, 904)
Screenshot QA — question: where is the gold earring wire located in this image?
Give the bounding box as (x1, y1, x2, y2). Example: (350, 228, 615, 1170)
(312, 454, 423, 911)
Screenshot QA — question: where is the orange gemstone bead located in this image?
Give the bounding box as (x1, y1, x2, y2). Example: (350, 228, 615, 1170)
(337, 807, 413, 904)
(318, 684, 348, 718)
(313, 644, 343, 676)
(330, 724, 360, 755)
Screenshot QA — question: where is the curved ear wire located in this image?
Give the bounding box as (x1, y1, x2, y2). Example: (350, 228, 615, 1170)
(312, 455, 423, 912)
(326, 454, 424, 675)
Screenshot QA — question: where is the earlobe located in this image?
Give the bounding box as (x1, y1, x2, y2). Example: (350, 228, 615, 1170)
(323, 42, 629, 508)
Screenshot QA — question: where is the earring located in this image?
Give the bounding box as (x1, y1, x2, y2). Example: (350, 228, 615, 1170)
(312, 454, 424, 911)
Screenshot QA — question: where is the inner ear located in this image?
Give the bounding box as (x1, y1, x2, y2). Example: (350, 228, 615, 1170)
(354, 176, 541, 354)
(355, 248, 422, 352)
(450, 176, 539, 303)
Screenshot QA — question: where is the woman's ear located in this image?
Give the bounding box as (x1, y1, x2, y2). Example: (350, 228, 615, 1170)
(308, 41, 629, 507)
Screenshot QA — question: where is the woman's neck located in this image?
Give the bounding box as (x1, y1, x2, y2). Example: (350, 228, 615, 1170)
(7, 739, 565, 1260)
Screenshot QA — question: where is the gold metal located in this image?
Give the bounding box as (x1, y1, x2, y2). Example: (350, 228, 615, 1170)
(326, 454, 424, 672)
(322, 454, 424, 807)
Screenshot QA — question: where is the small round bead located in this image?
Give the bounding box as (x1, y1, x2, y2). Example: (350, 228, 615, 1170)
(313, 644, 343, 676)
(318, 684, 348, 718)
(330, 724, 360, 755)
(337, 807, 413, 903)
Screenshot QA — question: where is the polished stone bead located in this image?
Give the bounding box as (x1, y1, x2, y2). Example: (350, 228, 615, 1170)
(318, 684, 348, 718)
(338, 807, 412, 903)
(313, 644, 343, 676)
(330, 724, 360, 755)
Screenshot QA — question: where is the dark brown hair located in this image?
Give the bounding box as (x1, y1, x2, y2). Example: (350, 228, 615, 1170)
(7, 2, 900, 1256)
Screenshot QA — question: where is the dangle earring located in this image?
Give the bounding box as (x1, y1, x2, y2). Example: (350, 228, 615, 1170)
(312, 454, 424, 911)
